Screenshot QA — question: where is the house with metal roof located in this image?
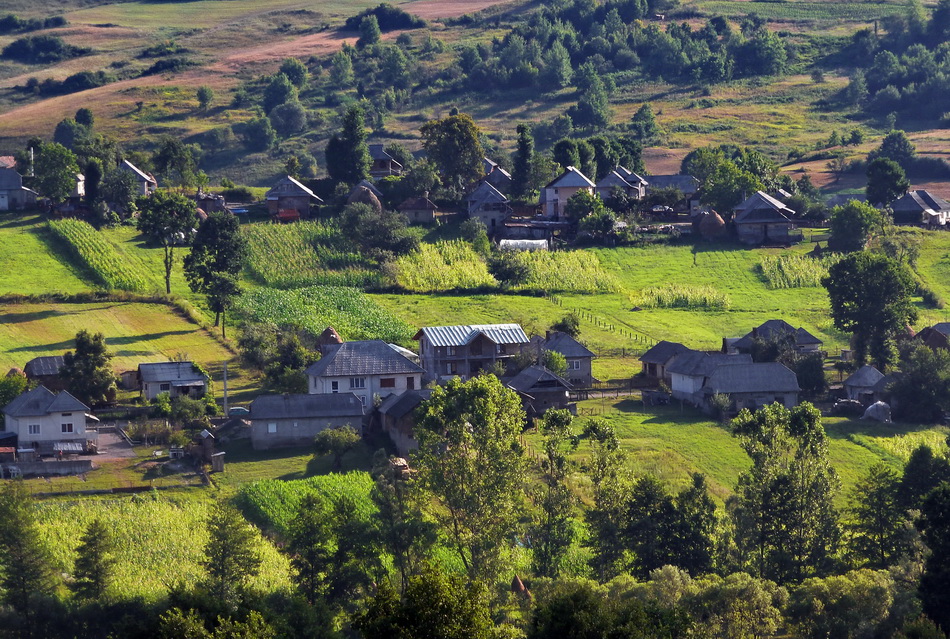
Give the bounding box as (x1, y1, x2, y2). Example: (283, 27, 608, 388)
(414, 323, 530, 382)
(639, 340, 690, 383)
(369, 144, 403, 178)
(378, 388, 432, 456)
(595, 166, 647, 201)
(531, 331, 597, 387)
(667, 351, 753, 404)
(265, 175, 323, 219)
(507, 365, 574, 417)
(23, 355, 67, 391)
(249, 392, 364, 450)
(468, 181, 512, 232)
(137, 361, 208, 401)
(305, 340, 423, 407)
(0, 166, 38, 211)
(2, 385, 98, 454)
(540, 166, 595, 218)
(844, 365, 885, 403)
(890, 190, 950, 226)
(120, 159, 157, 196)
(398, 193, 439, 225)
(733, 191, 800, 245)
(701, 362, 800, 412)
(482, 157, 512, 191)
(727, 320, 823, 355)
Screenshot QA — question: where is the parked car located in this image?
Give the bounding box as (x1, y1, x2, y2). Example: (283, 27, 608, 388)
(228, 406, 250, 416)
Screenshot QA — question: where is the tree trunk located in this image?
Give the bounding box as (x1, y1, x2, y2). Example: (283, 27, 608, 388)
(163, 245, 173, 295)
(221, 308, 226, 339)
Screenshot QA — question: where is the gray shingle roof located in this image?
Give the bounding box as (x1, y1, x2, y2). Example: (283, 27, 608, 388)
(845, 365, 885, 388)
(24, 355, 64, 377)
(467, 181, 508, 214)
(379, 389, 433, 420)
(732, 320, 822, 350)
(646, 175, 699, 195)
(667, 351, 752, 377)
(891, 190, 950, 213)
(138, 362, 207, 384)
(507, 365, 573, 393)
(305, 340, 423, 377)
(703, 362, 800, 394)
(249, 393, 364, 420)
(543, 332, 595, 358)
(414, 324, 529, 348)
(544, 166, 595, 189)
(639, 340, 689, 365)
(3, 385, 89, 417)
(734, 191, 796, 223)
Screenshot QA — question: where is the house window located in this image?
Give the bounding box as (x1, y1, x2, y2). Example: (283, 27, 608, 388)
(61, 413, 72, 417)
(267, 422, 277, 434)
(569, 360, 581, 370)
(61, 423, 74, 434)
(350, 377, 366, 389)
(160, 383, 170, 392)
(28, 424, 40, 435)
(293, 422, 298, 428)
(331, 381, 339, 393)
(447, 346, 456, 356)
(380, 378, 396, 388)
(497, 344, 507, 354)
(407, 376, 415, 390)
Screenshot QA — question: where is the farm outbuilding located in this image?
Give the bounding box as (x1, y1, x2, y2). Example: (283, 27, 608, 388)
(249, 393, 365, 450)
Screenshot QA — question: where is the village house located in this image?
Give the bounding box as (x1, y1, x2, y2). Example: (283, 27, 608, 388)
(468, 181, 512, 232)
(398, 193, 439, 224)
(137, 361, 208, 401)
(595, 166, 647, 201)
(667, 350, 752, 404)
(639, 340, 690, 383)
(265, 175, 323, 220)
(916, 323, 950, 351)
(890, 190, 950, 226)
(378, 388, 432, 456)
(733, 191, 800, 245)
(482, 158, 512, 191)
(700, 362, 800, 412)
(414, 323, 530, 382)
(507, 365, 575, 418)
(2, 385, 98, 455)
(0, 158, 37, 211)
(540, 166, 595, 218)
(645, 174, 701, 213)
(120, 159, 157, 196)
(531, 331, 597, 387)
(196, 190, 228, 213)
(306, 340, 424, 408)
(726, 319, 823, 355)
(368, 144, 403, 178)
(249, 393, 364, 450)
(23, 355, 67, 392)
(844, 365, 885, 403)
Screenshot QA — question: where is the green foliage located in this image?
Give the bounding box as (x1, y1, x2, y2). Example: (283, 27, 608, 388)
(357, 15, 381, 48)
(325, 105, 370, 184)
(313, 426, 361, 471)
(262, 72, 297, 114)
(541, 350, 568, 377)
(341, 202, 419, 260)
(49, 219, 150, 291)
(2, 34, 88, 63)
(552, 313, 581, 338)
(240, 116, 276, 152)
(889, 342, 950, 423)
(136, 190, 200, 294)
(866, 158, 909, 207)
(509, 250, 619, 293)
(757, 254, 841, 289)
(829, 201, 883, 252)
(235, 286, 413, 344)
(196, 85, 214, 110)
(70, 518, 116, 600)
(419, 113, 484, 189)
(846, 463, 907, 569)
(60, 329, 117, 405)
(278, 57, 309, 88)
(202, 503, 263, 610)
(34, 141, 80, 202)
(919, 482, 950, 632)
(184, 211, 246, 333)
(630, 103, 660, 142)
(390, 241, 497, 292)
(0, 481, 57, 620)
(0, 372, 28, 409)
(631, 284, 730, 309)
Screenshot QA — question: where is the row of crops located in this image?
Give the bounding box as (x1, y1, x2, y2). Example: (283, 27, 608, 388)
(35, 494, 290, 600)
(509, 250, 620, 294)
(234, 285, 414, 343)
(48, 219, 154, 292)
(757, 254, 841, 289)
(242, 222, 382, 289)
(390, 241, 498, 292)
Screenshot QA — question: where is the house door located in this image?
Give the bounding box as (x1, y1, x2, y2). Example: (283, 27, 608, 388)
(0, 193, 8, 211)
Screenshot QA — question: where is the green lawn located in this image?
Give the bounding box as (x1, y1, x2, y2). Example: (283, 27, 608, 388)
(0, 214, 90, 294)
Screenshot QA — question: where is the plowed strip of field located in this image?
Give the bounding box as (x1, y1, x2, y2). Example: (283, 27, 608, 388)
(403, 0, 514, 19)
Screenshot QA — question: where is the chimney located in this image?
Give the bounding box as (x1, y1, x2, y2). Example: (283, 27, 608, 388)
(423, 191, 429, 199)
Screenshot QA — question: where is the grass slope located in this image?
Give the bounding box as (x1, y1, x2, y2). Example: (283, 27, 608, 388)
(0, 214, 89, 294)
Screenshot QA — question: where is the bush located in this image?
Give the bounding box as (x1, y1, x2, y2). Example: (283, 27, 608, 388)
(33, 70, 113, 96)
(2, 34, 88, 63)
(141, 56, 196, 76)
(0, 14, 67, 34)
(268, 101, 307, 136)
(343, 4, 426, 31)
(240, 117, 277, 152)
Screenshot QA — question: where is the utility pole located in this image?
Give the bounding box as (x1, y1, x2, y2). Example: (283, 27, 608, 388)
(222, 361, 229, 416)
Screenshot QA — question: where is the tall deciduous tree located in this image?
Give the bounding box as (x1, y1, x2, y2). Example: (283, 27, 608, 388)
(34, 141, 79, 202)
(729, 402, 840, 584)
(60, 329, 116, 405)
(137, 191, 200, 294)
(313, 425, 361, 471)
(828, 200, 882, 252)
(183, 211, 246, 336)
(71, 518, 116, 600)
(866, 157, 909, 207)
(822, 251, 917, 369)
(262, 73, 297, 114)
(279, 57, 309, 88)
(889, 343, 950, 423)
(511, 123, 534, 200)
(919, 482, 950, 633)
(152, 135, 200, 188)
(531, 409, 579, 578)
(413, 375, 526, 582)
(357, 15, 381, 48)
(202, 503, 262, 611)
(419, 113, 484, 191)
(584, 417, 630, 580)
(325, 105, 370, 185)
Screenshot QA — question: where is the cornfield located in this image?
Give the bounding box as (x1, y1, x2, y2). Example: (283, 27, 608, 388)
(48, 219, 151, 292)
(242, 222, 380, 289)
(757, 254, 842, 289)
(862, 429, 950, 463)
(508, 250, 619, 293)
(238, 472, 376, 536)
(391, 241, 497, 292)
(35, 494, 290, 600)
(631, 284, 731, 310)
(235, 285, 414, 343)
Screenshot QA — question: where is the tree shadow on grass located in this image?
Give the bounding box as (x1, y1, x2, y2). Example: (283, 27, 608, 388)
(8, 339, 76, 353)
(107, 329, 195, 345)
(0, 309, 71, 323)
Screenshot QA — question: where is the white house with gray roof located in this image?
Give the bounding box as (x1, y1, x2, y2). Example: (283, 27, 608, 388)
(468, 181, 511, 231)
(249, 392, 364, 450)
(667, 351, 753, 404)
(595, 166, 647, 201)
(701, 362, 800, 412)
(531, 331, 597, 387)
(414, 323, 530, 382)
(540, 166, 595, 218)
(2, 385, 98, 454)
(305, 340, 424, 407)
(137, 361, 208, 401)
(120, 159, 157, 196)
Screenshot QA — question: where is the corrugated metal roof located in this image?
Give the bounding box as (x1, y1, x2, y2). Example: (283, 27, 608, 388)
(138, 362, 208, 384)
(414, 324, 529, 348)
(24, 355, 64, 377)
(845, 365, 885, 388)
(668, 351, 752, 377)
(249, 393, 365, 420)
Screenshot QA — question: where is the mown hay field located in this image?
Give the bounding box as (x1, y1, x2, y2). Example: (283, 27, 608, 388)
(0, 214, 89, 295)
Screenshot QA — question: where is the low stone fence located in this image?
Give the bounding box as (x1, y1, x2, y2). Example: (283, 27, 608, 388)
(2, 459, 94, 478)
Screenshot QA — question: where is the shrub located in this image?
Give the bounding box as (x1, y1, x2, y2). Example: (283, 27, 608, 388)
(343, 4, 426, 31)
(141, 56, 195, 76)
(2, 34, 88, 63)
